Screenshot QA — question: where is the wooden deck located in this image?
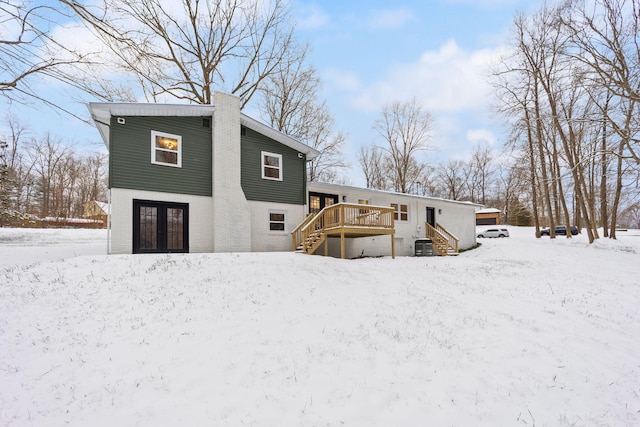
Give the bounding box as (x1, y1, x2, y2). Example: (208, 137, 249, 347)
(292, 203, 395, 259)
(291, 203, 460, 258)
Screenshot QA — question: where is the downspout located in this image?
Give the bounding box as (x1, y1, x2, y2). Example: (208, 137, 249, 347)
(107, 189, 112, 255)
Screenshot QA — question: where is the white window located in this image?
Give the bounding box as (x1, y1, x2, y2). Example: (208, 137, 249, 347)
(391, 203, 408, 221)
(269, 210, 287, 233)
(151, 130, 182, 167)
(261, 151, 282, 181)
(358, 199, 369, 214)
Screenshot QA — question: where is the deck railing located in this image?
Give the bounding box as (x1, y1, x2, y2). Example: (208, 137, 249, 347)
(292, 203, 395, 254)
(291, 212, 317, 251)
(323, 203, 395, 230)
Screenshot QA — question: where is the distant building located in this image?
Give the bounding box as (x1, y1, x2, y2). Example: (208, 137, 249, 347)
(82, 201, 109, 227)
(476, 208, 501, 226)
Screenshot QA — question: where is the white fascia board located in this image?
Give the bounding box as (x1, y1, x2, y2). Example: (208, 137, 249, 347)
(240, 114, 320, 160)
(88, 103, 215, 149)
(308, 181, 485, 210)
(87, 102, 319, 161)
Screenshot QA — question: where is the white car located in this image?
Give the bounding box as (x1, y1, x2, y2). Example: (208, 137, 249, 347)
(477, 227, 510, 238)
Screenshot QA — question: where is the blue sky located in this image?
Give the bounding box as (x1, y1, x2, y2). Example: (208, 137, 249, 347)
(289, 0, 539, 185)
(2, 0, 541, 186)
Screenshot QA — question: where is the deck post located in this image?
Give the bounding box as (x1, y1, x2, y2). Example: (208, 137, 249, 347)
(391, 233, 395, 259)
(340, 231, 345, 259)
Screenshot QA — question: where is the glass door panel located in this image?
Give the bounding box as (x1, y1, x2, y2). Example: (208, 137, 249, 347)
(166, 207, 184, 250)
(139, 206, 158, 250)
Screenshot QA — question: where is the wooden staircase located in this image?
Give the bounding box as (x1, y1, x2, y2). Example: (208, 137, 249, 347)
(301, 229, 326, 254)
(425, 222, 459, 256)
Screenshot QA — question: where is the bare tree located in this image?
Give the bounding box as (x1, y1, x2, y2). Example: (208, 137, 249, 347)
(63, 0, 301, 108)
(0, 115, 34, 224)
(372, 98, 434, 193)
(1, 1, 96, 116)
(260, 52, 347, 182)
(436, 159, 466, 201)
(26, 134, 71, 217)
(0, 138, 13, 225)
(304, 108, 347, 183)
(358, 145, 388, 190)
(495, 158, 530, 225)
(561, 0, 640, 238)
(492, 52, 547, 233)
(495, 4, 610, 242)
(463, 143, 495, 204)
(1, 113, 108, 224)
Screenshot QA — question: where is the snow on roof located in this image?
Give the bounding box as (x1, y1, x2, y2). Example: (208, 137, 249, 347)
(94, 201, 109, 213)
(476, 208, 501, 214)
(308, 181, 484, 209)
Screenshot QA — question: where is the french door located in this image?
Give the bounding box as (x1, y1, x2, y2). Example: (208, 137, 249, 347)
(309, 192, 339, 215)
(133, 199, 189, 254)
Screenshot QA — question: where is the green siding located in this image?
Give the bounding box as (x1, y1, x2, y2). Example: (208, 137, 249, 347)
(241, 127, 306, 205)
(109, 116, 212, 196)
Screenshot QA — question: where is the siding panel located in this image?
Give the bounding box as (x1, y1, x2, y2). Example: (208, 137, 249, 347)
(241, 127, 306, 205)
(110, 116, 212, 196)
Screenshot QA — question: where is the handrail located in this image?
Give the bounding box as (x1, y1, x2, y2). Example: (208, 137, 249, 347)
(293, 203, 395, 253)
(425, 222, 459, 255)
(436, 223, 459, 254)
(291, 212, 317, 251)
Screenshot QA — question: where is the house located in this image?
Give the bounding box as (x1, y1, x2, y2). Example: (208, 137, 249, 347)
(82, 200, 109, 227)
(302, 182, 480, 258)
(476, 207, 501, 226)
(90, 91, 480, 257)
(90, 92, 319, 254)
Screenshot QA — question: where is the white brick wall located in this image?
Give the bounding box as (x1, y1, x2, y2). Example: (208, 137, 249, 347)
(108, 188, 213, 254)
(212, 92, 252, 252)
(308, 182, 479, 255)
(247, 200, 306, 252)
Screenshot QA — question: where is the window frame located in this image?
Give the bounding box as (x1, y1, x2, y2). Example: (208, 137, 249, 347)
(391, 203, 409, 221)
(261, 151, 283, 181)
(358, 199, 370, 215)
(151, 130, 182, 168)
(268, 209, 287, 234)
(133, 199, 189, 254)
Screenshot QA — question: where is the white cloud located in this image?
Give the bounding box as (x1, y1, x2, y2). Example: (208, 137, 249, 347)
(351, 39, 503, 114)
(364, 8, 414, 29)
(296, 4, 330, 30)
(467, 128, 497, 146)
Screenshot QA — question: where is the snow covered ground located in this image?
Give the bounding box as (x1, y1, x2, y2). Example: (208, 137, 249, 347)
(1, 227, 639, 426)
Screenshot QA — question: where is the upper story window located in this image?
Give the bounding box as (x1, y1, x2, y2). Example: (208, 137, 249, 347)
(391, 203, 408, 221)
(151, 130, 182, 167)
(261, 151, 282, 181)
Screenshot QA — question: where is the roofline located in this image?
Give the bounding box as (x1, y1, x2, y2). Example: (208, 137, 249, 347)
(87, 102, 320, 159)
(308, 181, 485, 209)
(240, 114, 319, 159)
